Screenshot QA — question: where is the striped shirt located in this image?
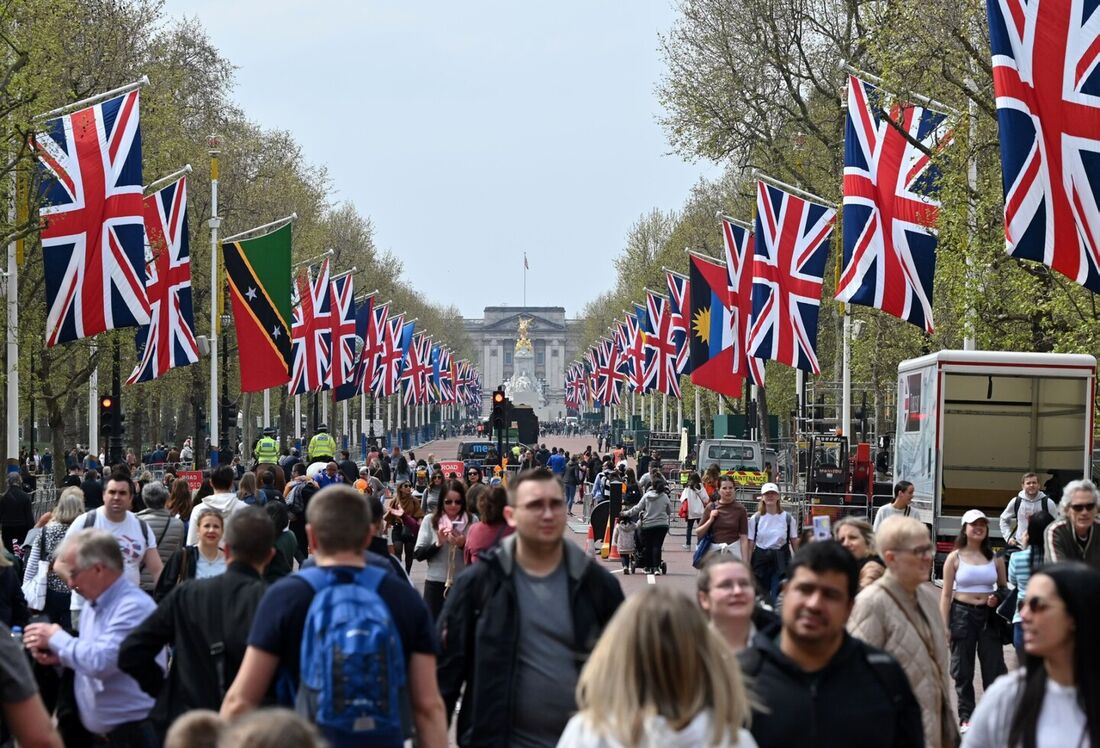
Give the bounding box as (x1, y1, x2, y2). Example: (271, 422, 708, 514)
(1008, 548, 1033, 624)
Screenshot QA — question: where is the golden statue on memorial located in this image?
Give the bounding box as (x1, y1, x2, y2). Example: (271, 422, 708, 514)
(515, 317, 533, 354)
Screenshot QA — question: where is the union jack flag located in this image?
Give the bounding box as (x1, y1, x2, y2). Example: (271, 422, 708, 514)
(127, 175, 198, 384)
(374, 312, 407, 397)
(353, 295, 377, 393)
(565, 363, 584, 409)
(720, 217, 766, 386)
(34, 88, 149, 346)
(593, 338, 624, 405)
(665, 271, 692, 375)
(329, 273, 358, 402)
(437, 347, 455, 404)
(987, 0, 1100, 290)
(644, 291, 682, 398)
(402, 333, 431, 405)
(454, 359, 474, 406)
(836, 75, 951, 333)
(288, 258, 332, 395)
(749, 180, 836, 374)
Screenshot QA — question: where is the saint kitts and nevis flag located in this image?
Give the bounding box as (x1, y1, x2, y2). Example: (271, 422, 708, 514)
(223, 223, 293, 392)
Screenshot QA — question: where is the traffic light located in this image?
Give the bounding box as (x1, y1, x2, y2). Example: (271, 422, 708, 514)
(99, 396, 115, 436)
(491, 388, 506, 432)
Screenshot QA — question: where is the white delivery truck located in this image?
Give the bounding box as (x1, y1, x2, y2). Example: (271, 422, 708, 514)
(894, 350, 1095, 562)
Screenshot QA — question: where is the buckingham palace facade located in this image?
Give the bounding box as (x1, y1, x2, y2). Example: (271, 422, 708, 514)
(463, 306, 585, 419)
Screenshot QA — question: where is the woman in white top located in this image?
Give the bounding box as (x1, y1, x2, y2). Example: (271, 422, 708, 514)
(696, 554, 775, 654)
(558, 586, 757, 748)
(681, 473, 708, 550)
(939, 509, 1007, 730)
(746, 484, 799, 605)
(963, 562, 1100, 748)
(156, 505, 227, 600)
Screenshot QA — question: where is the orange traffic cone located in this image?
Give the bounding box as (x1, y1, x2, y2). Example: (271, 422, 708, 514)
(600, 521, 612, 559)
(608, 521, 621, 562)
(584, 524, 594, 554)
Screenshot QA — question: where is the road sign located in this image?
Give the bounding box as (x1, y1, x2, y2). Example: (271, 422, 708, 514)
(438, 460, 464, 477)
(178, 470, 204, 491)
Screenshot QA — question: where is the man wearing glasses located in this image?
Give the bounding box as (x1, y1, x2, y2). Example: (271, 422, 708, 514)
(436, 467, 624, 748)
(24, 530, 164, 747)
(1045, 479, 1100, 570)
(848, 516, 958, 748)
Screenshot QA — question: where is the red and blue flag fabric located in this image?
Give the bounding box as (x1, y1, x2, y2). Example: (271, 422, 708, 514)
(329, 273, 358, 402)
(288, 258, 332, 395)
(127, 175, 198, 384)
(836, 74, 951, 333)
(720, 217, 766, 387)
(987, 0, 1100, 290)
(33, 88, 149, 346)
(688, 253, 743, 398)
(593, 338, 624, 406)
(643, 291, 683, 398)
(749, 180, 836, 375)
(665, 271, 693, 375)
(401, 332, 431, 406)
(353, 294, 377, 393)
(621, 309, 649, 394)
(374, 312, 407, 397)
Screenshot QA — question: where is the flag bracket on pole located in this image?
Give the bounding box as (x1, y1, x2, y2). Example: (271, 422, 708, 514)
(223, 213, 298, 244)
(35, 76, 150, 121)
(752, 172, 837, 209)
(144, 164, 192, 196)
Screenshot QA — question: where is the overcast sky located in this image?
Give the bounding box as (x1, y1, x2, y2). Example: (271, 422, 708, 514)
(162, 0, 722, 319)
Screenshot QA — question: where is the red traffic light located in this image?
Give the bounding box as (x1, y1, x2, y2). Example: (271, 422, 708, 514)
(100, 396, 113, 409)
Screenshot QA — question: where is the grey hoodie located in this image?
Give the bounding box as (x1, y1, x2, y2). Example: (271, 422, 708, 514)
(624, 489, 672, 530)
(998, 491, 1057, 544)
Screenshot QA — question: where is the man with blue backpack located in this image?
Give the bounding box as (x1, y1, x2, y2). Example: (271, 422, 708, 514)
(221, 485, 448, 747)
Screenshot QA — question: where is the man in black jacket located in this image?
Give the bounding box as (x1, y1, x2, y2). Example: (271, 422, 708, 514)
(118, 506, 275, 724)
(738, 541, 924, 748)
(437, 467, 624, 748)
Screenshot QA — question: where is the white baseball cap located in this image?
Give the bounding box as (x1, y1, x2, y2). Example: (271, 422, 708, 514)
(761, 482, 780, 495)
(961, 509, 988, 525)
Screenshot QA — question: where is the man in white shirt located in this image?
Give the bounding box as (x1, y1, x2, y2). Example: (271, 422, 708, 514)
(873, 481, 915, 532)
(65, 471, 162, 629)
(999, 472, 1058, 547)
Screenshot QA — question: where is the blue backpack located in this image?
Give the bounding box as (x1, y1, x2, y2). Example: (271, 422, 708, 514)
(296, 566, 406, 747)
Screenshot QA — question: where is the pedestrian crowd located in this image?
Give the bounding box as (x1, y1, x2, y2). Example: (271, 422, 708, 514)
(0, 440, 1095, 748)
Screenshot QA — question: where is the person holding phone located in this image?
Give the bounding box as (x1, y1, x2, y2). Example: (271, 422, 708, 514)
(414, 480, 477, 619)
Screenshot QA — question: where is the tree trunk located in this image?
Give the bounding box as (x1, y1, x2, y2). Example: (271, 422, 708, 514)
(757, 385, 771, 445)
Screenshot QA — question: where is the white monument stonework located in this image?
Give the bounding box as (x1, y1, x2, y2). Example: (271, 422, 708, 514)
(462, 306, 583, 420)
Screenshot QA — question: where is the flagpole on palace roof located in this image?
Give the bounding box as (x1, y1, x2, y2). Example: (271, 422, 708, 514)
(144, 164, 192, 196)
(35, 75, 150, 120)
(752, 171, 837, 208)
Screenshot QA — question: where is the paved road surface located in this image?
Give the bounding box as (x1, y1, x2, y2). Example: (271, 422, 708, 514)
(402, 432, 700, 600)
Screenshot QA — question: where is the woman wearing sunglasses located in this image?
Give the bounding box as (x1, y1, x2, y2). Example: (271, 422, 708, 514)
(1045, 479, 1100, 568)
(963, 562, 1100, 748)
(414, 479, 477, 619)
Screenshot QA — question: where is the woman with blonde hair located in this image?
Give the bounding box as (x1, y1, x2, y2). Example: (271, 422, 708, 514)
(558, 586, 756, 748)
(22, 486, 84, 628)
(834, 516, 885, 590)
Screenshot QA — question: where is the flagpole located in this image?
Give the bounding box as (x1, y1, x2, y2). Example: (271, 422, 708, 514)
(694, 388, 700, 440)
(842, 309, 851, 438)
(35, 75, 149, 121)
(222, 213, 298, 244)
(263, 390, 270, 429)
(753, 171, 838, 208)
(839, 61, 961, 116)
(7, 171, 19, 464)
(295, 395, 301, 443)
(144, 164, 192, 196)
(88, 350, 97, 455)
(293, 248, 334, 271)
(523, 253, 527, 308)
(208, 135, 220, 466)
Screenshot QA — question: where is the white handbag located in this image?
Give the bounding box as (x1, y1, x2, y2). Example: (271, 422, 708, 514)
(20, 533, 48, 611)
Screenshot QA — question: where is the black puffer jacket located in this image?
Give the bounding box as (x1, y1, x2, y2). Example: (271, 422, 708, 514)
(436, 535, 624, 748)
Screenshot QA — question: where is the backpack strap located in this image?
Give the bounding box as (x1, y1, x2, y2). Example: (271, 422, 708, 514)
(209, 581, 228, 699)
(864, 648, 910, 709)
(299, 565, 386, 595)
(82, 510, 97, 530)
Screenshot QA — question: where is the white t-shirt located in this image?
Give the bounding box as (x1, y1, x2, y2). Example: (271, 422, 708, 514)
(963, 670, 1089, 747)
(195, 552, 227, 579)
(748, 512, 796, 550)
(65, 509, 158, 609)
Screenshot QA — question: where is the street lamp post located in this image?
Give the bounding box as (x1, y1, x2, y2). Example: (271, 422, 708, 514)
(220, 312, 231, 460)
